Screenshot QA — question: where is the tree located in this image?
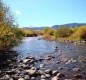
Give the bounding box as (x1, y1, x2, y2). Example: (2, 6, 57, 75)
(0, 0, 23, 50)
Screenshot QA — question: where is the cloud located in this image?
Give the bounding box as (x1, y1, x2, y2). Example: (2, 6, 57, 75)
(15, 11, 21, 15)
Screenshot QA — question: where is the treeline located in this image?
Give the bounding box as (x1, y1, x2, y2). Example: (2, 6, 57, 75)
(42, 26, 86, 41)
(0, 0, 23, 50)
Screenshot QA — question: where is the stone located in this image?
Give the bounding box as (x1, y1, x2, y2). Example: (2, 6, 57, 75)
(74, 74, 83, 79)
(40, 64, 45, 68)
(56, 61, 60, 64)
(45, 69, 52, 74)
(6, 70, 16, 75)
(25, 69, 37, 76)
(41, 75, 46, 79)
(18, 78, 24, 80)
(38, 58, 44, 62)
(73, 68, 80, 72)
(38, 70, 44, 75)
(65, 79, 73, 80)
(12, 75, 19, 80)
(58, 67, 63, 70)
(62, 58, 68, 62)
(4, 75, 10, 79)
(24, 75, 30, 80)
(52, 76, 60, 80)
(57, 73, 65, 78)
(41, 79, 46, 80)
(23, 64, 31, 69)
(45, 57, 51, 60)
(23, 59, 30, 63)
(45, 74, 51, 78)
(31, 67, 36, 70)
(52, 70, 59, 76)
(9, 78, 13, 80)
(31, 77, 35, 80)
(66, 60, 72, 64)
(26, 56, 35, 60)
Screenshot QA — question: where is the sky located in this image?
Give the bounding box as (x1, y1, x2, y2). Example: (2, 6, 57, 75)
(3, 0, 86, 27)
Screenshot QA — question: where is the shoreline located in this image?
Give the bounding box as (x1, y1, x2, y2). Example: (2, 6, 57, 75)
(41, 36, 86, 45)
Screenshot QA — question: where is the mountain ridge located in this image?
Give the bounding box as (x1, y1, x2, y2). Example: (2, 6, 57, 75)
(22, 23, 86, 30)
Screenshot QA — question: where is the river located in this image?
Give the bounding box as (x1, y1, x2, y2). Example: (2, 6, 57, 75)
(13, 37, 86, 58)
(11, 37, 86, 79)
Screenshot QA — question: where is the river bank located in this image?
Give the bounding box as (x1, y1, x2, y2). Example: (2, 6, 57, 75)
(0, 37, 86, 80)
(42, 36, 86, 45)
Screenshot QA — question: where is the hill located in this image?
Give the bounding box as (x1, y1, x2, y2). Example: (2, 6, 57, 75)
(52, 23, 86, 29)
(22, 23, 86, 30)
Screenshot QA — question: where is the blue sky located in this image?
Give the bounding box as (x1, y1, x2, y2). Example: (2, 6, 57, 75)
(3, 0, 86, 27)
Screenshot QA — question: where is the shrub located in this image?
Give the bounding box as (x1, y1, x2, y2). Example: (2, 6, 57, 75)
(0, 0, 23, 50)
(22, 30, 37, 37)
(54, 27, 73, 38)
(70, 26, 86, 40)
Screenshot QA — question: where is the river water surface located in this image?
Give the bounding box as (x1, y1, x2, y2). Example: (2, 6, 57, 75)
(9, 37, 86, 79)
(13, 37, 86, 58)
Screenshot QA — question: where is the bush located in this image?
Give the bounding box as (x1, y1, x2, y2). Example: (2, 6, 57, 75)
(70, 26, 86, 40)
(54, 27, 73, 38)
(0, 0, 23, 50)
(22, 30, 37, 37)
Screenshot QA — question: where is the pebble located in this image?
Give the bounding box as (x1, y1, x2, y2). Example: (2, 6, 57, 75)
(52, 70, 59, 76)
(73, 68, 80, 72)
(18, 78, 24, 80)
(24, 75, 30, 80)
(57, 73, 65, 78)
(40, 64, 45, 68)
(74, 74, 83, 79)
(45, 69, 52, 74)
(45, 74, 51, 78)
(41, 75, 46, 79)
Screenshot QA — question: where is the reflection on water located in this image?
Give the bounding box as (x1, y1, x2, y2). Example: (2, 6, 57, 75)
(13, 37, 57, 57)
(13, 37, 86, 58)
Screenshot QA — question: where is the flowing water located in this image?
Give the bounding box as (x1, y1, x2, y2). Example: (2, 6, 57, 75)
(13, 37, 86, 58)
(12, 37, 86, 79)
